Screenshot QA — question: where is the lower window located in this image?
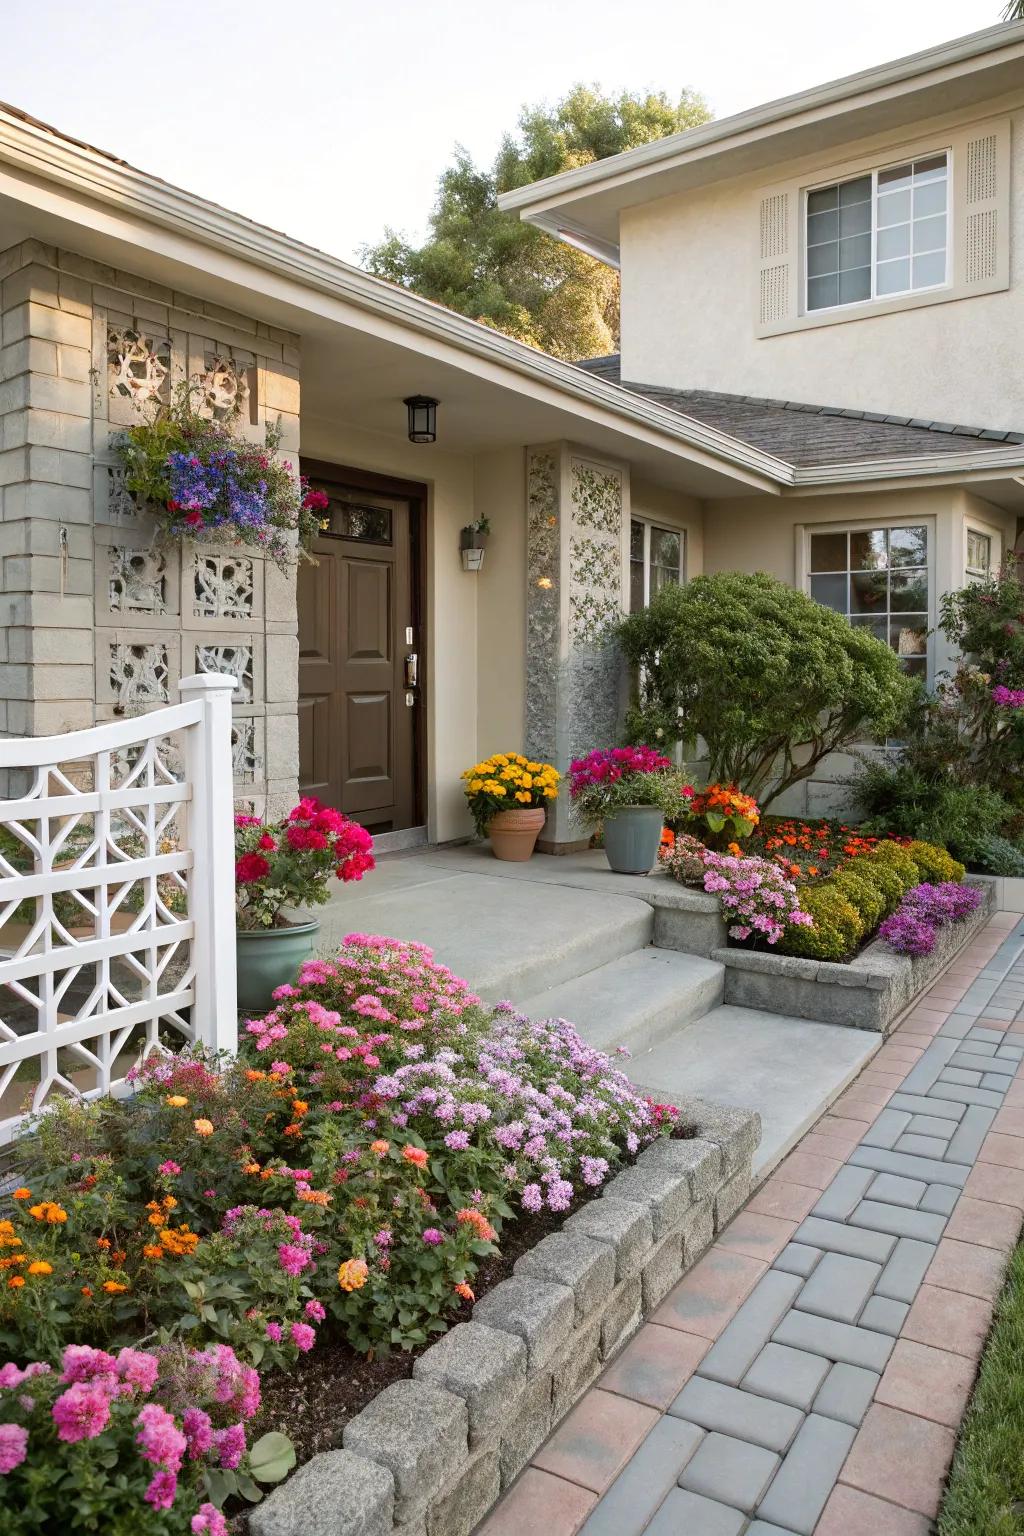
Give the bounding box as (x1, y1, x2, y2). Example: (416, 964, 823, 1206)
(807, 523, 929, 677)
(630, 521, 684, 612)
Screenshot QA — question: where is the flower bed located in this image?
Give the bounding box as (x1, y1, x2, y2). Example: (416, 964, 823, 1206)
(0, 937, 687, 1533)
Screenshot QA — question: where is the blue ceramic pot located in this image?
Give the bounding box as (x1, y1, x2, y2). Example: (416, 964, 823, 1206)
(602, 806, 664, 875)
(235, 920, 320, 1016)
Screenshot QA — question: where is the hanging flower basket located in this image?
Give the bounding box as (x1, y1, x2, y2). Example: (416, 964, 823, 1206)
(114, 382, 329, 568)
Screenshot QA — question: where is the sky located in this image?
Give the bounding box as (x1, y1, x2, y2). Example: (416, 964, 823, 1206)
(0, 0, 1004, 265)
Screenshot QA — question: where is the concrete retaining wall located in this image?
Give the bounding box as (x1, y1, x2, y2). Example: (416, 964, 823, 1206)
(714, 882, 994, 1033)
(250, 1098, 760, 1536)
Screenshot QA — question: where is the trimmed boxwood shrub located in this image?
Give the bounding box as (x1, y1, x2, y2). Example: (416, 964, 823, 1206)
(832, 867, 886, 932)
(781, 883, 864, 961)
(905, 839, 966, 885)
(849, 857, 906, 918)
(860, 840, 920, 889)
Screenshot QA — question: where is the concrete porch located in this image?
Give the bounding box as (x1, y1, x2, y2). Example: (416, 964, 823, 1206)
(318, 844, 881, 1175)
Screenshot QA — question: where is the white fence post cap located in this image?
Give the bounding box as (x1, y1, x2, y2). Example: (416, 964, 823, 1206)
(178, 674, 239, 694)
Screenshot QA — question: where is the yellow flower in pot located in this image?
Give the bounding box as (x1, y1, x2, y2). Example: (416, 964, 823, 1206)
(461, 753, 560, 861)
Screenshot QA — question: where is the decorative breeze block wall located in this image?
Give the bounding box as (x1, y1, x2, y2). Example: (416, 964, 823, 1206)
(0, 240, 300, 815)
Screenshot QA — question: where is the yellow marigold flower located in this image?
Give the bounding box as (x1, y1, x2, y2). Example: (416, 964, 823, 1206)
(338, 1257, 369, 1292)
(27, 1261, 52, 1276)
(193, 1119, 214, 1137)
(165, 1095, 188, 1108)
(516, 791, 531, 803)
(491, 785, 506, 797)
(469, 779, 483, 793)
(12, 1189, 30, 1200)
(102, 1280, 129, 1294)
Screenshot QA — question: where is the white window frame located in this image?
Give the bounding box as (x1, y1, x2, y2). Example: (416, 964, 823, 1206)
(629, 518, 686, 611)
(798, 516, 936, 686)
(964, 521, 1001, 583)
(803, 147, 953, 318)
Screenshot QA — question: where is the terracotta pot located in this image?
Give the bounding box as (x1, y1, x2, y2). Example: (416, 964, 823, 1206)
(488, 807, 546, 862)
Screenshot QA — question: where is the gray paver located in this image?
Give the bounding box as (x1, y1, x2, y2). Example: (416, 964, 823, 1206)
(997, 1045, 1024, 1061)
(848, 1145, 970, 1187)
(920, 1183, 960, 1216)
(874, 1237, 938, 1303)
(755, 1413, 857, 1536)
(868, 1172, 927, 1207)
(678, 1431, 781, 1513)
(670, 1377, 803, 1454)
(773, 1310, 894, 1371)
(578, 1416, 704, 1536)
(968, 1028, 1005, 1044)
(894, 1133, 949, 1157)
(747, 1526, 802, 1536)
(742, 1343, 831, 1411)
(811, 1362, 880, 1427)
(898, 1037, 959, 1095)
(792, 1216, 896, 1263)
(982, 1073, 1015, 1091)
(928, 1082, 1005, 1110)
(699, 1271, 804, 1386)
(938, 1015, 979, 1038)
(905, 1115, 956, 1139)
(860, 1108, 913, 1149)
(942, 1067, 983, 1086)
(847, 1200, 947, 1243)
(773, 1243, 822, 1278)
(796, 1252, 881, 1325)
(645, 1488, 746, 1536)
(945, 1105, 998, 1166)
(888, 1092, 964, 1121)
(811, 1166, 875, 1221)
(858, 1296, 910, 1336)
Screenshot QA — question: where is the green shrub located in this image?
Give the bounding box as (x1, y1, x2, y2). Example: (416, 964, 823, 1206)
(971, 834, 1024, 877)
(860, 840, 920, 891)
(780, 882, 864, 961)
(851, 758, 1013, 865)
(905, 839, 965, 884)
(832, 867, 886, 931)
(618, 572, 913, 809)
(849, 857, 906, 918)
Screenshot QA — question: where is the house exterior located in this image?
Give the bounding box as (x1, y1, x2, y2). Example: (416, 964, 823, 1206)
(1, 22, 1023, 849)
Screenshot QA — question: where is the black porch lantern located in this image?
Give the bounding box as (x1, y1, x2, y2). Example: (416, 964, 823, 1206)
(404, 395, 439, 444)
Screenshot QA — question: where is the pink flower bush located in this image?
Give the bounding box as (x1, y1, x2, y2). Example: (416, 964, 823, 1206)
(701, 853, 812, 945)
(992, 684, 1024, 709)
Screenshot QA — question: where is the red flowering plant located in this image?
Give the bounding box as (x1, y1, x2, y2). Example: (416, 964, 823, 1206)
(746, 816, 905, 882)
(234, 798, 375, 931)
(568, 746, 683, 824)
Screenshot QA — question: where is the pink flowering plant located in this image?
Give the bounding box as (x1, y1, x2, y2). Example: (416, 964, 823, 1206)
(701, 853, 813, 946)
(0, 1340, 291, 1534)
(235, 796, 375, 930)
(568, 746, 683, 824)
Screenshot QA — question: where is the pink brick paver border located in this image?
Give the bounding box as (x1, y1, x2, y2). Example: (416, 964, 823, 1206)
(477, 910, 1024, 1536)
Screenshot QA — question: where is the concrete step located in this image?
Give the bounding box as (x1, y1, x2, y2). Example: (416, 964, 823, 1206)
(519, 948, 725, 1058)
(625, 1004, 882, 1178)
(317, 868, 654, 1002)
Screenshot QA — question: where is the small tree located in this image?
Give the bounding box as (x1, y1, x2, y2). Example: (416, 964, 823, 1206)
(617, 571, 914, 808)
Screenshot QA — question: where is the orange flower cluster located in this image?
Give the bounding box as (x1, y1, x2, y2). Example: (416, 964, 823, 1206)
(456, 1207, 497, 1243)
(751, 818, 904, 881)
(402, 1145, 429, 1170)
(28, 1201, 67, 1224)
(689, 784, 760, 825)
(338, 1257, 370, 1292)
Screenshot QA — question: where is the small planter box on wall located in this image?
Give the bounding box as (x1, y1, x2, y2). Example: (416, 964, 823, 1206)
(713, 881, 994, 1033)
(251, 1098, 760, 1536)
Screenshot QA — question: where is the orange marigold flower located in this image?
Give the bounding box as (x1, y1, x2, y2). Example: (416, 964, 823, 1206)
(337, 1257, 370, 1292)
(27, 1261, 53, 1276)
(162, 1195, 177, 1209)
(8, 1276, 25, 1289)
(283, 1123, 302, 1138)
(454, 1282, 475, 1302)
(370, 1140, 390, 1157)
(402, 1144, 429, 1169)
(193, 1118, 214, 1137)
(143, 1244, 164, 1260)
(111, 1250, 127, 1264)
(297, 1189, 331, 1206)
(102, 1280, 129, 1294)
(0, 1256, 26, 1269)
(29, 1201, 67, 1224)
(165, 1095, 189, 1107)
(96, 1236, 111, 1248)
(81, 1285, 92, 1297)
(245, 1069, 266, 1081)
(12, 1188, 30, 1200)
(243, 1162, 261, 1175)
(147, 1212, 165, 1228)
(259, 1169, 273, 1180)
(291, 1100, 309, 1116)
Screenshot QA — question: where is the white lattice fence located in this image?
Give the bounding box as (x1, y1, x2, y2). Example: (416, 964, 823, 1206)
(0, 675, 238, 1143)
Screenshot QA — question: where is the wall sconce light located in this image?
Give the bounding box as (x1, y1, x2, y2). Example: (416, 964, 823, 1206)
(404, 395, 439, 443)
(460, 516, 490, 572)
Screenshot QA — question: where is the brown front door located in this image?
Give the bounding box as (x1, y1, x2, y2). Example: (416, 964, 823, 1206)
(297, 474, 420, 831)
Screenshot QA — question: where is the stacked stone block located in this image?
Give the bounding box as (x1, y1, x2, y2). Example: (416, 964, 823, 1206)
(249, 1099, 760, 1536)
(0, 239, 300, 814)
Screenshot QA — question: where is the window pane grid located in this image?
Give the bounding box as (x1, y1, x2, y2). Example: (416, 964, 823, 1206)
(630, 520, 684, 612)
(809, 525, 929, 675)
(806, 154, 948, 313)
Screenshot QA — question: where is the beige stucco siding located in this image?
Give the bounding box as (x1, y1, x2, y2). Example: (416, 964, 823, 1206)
(473, 446, 527, 765)
(620, 103, 1024, 432)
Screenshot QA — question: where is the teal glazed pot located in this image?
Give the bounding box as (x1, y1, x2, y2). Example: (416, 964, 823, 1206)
(602, 806, 664, 875)
(235, 920, 320, 1016)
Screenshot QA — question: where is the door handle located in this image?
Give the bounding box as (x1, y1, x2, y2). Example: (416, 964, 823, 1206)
(404, 652, 418, 689)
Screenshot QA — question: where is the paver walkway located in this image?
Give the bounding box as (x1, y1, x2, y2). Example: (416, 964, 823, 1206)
(479, 910, 1024, 1536)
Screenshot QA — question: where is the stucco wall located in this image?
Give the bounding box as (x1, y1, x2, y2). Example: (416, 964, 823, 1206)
(619, 103, 1024, 430)
(473, 446, 527, 761)
(630, 478, 704, 578)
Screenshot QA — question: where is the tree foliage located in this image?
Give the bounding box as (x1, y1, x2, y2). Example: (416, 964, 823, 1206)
(617, 571, 914, 809)
(361, 85, 710, 360)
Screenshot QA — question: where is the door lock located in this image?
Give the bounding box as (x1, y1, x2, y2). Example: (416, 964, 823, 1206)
(404, 652, 418, 689)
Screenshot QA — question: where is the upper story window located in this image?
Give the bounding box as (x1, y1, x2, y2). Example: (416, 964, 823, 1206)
(808, 523, 929, 678)
(630, 520, 684, 611)
(805, 153, 948, 313)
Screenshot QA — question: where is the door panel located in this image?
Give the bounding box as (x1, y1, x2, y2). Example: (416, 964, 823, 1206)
(297, 477, 417, 831)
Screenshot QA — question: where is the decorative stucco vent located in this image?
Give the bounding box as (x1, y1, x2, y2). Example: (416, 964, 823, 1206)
(109, 547, 169, 616)
(759, 192, 788, 260)
(966, 133, 998, 204)
(109, 642, 170, 711)
(195, 643, 254, 702)
(107, 326, 171, 407)
(193, 554, 255, 619)
(198, 353, 251, 422)
(231, 718, 260, 782)
(966, 208, 998, 285)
